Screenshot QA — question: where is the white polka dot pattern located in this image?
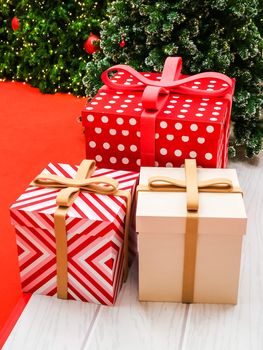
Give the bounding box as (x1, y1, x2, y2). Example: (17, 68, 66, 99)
(87, 114, 94, 122)
(103, 142, 110, 149)
(118, 144, 125, 151)
(160, 148, 168, 155)
(122, 158, 129, 164)
(101, 116, 108, 123)
(198, 137, 205, 144)
(206, 125, 214, 133)
(205, 153, 213, 160)
(95, 155, 102, 162)
(190, 124, 198, 131)
(89, 141, 96, 148)
(109, 129, 116, 135)
(95, 127, 102, 134)
(174, 149, 182, 157)
(82, 69, 234, 170)
(116, 117, 124, 125)
(160, 121, 168, 128)
(130, 145, 137, 152)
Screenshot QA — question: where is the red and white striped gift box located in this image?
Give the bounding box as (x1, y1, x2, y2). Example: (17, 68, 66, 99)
(10, 162, 139, 305)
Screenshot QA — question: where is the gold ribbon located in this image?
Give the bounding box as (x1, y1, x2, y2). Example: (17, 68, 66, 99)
(137, 159, 243, 303)
(31, 160, 131, 299)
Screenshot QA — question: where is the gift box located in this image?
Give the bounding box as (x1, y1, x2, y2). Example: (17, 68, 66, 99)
(82, 57, 235, 171)
(10, 160, 139, 305)
(136, 159, 247, 304)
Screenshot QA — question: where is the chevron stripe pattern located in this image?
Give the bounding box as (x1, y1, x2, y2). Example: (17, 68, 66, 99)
(10, 163, 139, 305)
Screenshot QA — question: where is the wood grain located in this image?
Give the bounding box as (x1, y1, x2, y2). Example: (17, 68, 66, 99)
(83, 260, 187, 350)
(2, 294, 99, 350)
(182, 156, 263, 350)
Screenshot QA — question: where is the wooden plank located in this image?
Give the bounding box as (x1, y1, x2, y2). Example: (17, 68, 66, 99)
(0, 294, 31, 349)
(84, 260, 187, 350)
(2, 294, 99, 350)
(182, 156, 263, 350)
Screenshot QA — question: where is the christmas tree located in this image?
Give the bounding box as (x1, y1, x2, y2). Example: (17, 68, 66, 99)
(0, 0, 106, 95)
(84, 0, 263, 158)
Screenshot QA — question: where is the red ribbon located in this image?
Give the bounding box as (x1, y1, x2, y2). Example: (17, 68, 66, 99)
(101, 57, 233, 166)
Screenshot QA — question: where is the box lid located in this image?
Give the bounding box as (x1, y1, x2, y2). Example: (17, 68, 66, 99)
(136, 166, 247, 235)
(82, 71, 235, 141)
(10, 163, 139, 236)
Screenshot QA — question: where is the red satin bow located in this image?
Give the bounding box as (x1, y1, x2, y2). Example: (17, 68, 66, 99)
(101, 57, 233, 166)
(101, 57, 233, 110)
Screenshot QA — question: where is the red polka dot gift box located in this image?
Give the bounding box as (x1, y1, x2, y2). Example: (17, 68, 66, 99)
(82, 57, 235, 171)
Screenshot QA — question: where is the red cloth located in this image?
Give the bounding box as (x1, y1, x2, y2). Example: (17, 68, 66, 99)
(0, 81, 85, 330)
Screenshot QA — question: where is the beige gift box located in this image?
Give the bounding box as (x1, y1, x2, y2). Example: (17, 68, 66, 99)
(136, 161, 247, 304)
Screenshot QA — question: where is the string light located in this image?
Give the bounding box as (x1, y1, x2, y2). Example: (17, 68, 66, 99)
(0, 1, 102, 96)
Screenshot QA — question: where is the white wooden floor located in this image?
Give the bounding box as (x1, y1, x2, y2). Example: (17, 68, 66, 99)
(3, 155, 263, 350)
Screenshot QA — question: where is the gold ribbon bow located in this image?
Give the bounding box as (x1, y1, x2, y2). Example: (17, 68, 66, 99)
(32, 160, 131, 299)
(137, 159, 243, 303)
